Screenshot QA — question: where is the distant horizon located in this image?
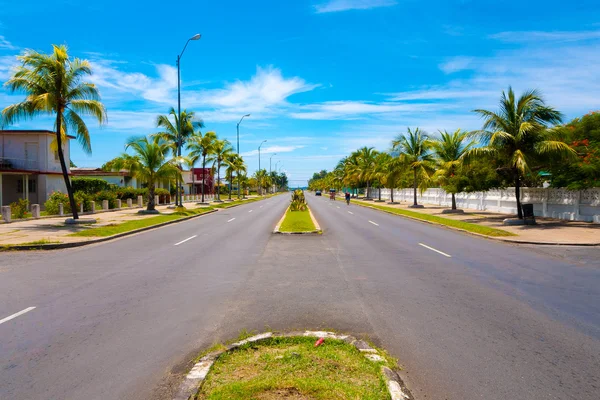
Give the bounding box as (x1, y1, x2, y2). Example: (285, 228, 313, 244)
(1, 0, 599, 187)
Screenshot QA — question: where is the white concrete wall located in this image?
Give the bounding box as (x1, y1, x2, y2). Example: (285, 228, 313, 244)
(0, 132, 69, 174)
(374, 187, 600, 222)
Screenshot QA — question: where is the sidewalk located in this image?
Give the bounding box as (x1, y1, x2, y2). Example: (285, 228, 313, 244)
(0, 197, 258, 246)
(352, 198, 600, 245)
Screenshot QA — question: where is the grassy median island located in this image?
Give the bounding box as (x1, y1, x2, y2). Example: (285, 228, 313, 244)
(364, 203, 516, 237)
(196, 336, 390, 400)
(279, 208, 317, 233)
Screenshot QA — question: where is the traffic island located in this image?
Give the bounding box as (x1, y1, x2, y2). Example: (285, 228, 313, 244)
(174, 331, 412, 400)
(274, 206, 321, 234)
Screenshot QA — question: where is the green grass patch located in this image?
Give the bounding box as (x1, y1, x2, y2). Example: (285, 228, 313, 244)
(20, 239, 62, 245)
(279, 208, 317, 232)
(67, 208, 214, 237)
(196, 336, 390, 400)
(362, 203, 516, 237)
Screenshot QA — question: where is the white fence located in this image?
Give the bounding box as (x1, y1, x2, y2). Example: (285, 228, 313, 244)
(370, 188, 600, 223)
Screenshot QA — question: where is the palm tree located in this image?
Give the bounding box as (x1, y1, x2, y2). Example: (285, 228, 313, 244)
(2, 45, 107, 219)
(187, 131, 217, 203)
(111, 136, 180, 212)
(355, 146, 378, 199)
(254, 169, 269, 195)
(392, 127, 435, 207)
(211, 139, 234, 201)
(431, 129, 477, 210)
(469, 87, 575, 219)
(225, 154, 246, 200)
(373, 152, 392, 201)
(384, 158, 407, 204)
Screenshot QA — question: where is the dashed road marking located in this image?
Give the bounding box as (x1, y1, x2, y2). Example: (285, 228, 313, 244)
(174, 235, 198, 246)
(249, 210, 253, 213)
(348, 211, 354, 215)
(368, 220, 379, 226)
(419, 243, 452, 258)
(0, 307, 36, 325)
(227, 218, 236, 223)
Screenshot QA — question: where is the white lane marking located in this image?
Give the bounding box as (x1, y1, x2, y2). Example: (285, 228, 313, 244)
(249, 210, 253, 213)
(174, 235, 198, 246)
(368, 220, 379, 226)
(0, 307, 36, 325)
(260, 206, 263, 208)
(227, 218, 236, 223)
(419, 243, 452, 258)
(348, 211, 354, 215)
(337, 206, 340, 209)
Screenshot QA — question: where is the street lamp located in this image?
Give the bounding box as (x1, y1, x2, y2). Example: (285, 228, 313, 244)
(236, 114, 250, 198)
(258, 140, 267, 195)
(269, 154, 277, 194)
(176, 33, 201, 206)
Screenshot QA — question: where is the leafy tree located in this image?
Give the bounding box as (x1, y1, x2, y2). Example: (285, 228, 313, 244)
(110, 136, 180, 211)
(548, 111, 600, 189)
(153, 108, 204, 157)
(70, 160, 77, 168)
(431, 129, 477, 210)
(468, 87, 575, 218)
(354, 147, 378, 198)
(187, 131, 217, 203)
(225, 153, 246, 199)
(2, 45, 107, 219)
(392, 127, 435, 207)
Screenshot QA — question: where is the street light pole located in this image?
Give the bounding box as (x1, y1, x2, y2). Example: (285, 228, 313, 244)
(258, 140, 267, 195)
(176, 33, 201, 207)
(236, 114, 250, 199)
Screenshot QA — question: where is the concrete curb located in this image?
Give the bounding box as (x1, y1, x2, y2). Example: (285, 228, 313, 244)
(353, 201, 600, 247)
(0, 209, 218, 251)
(173, 331, 413, 400)
(273, 204, 322, 235)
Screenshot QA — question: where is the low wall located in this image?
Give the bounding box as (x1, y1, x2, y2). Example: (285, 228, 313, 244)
(371, 188, 600, 223)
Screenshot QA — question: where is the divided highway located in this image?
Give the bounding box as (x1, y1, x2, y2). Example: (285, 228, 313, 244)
(1, 194, 599, 400)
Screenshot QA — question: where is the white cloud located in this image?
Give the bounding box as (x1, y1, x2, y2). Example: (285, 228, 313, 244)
(290, 100, 454, 120)
(242, 145, 305, 157)
(314, 0, 397, 13)
(439, 56, 473, 74)
(0, 35, 16, 50)
(490, 30, 600, 43)
(0, 54, 17, 80)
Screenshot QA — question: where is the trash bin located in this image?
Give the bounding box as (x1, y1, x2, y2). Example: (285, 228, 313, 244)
(522, 203, 535, 223)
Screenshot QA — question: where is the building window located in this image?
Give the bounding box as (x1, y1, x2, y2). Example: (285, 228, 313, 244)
(17, 179, 37, 193)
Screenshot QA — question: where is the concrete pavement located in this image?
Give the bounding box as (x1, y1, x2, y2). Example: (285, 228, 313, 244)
(1, 193, 599, 400)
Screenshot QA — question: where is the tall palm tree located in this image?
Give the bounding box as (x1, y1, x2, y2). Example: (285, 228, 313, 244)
(384, 158, 407, 204)
(355, 146, 378, 199)
(469, 87, 575, 219)
(392, 127, 435, 207)
(188, 131, 217, 203)
(225, 153, 246, 200)
(2, 45, 107, 219)
(111, 136, 180, 212)
(254, 169, 269, 195)
(431, 129, 477, 210)
(211, 139, 233, 201)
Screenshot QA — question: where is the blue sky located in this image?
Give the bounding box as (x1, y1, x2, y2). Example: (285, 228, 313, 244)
(0, 0, 599, 185)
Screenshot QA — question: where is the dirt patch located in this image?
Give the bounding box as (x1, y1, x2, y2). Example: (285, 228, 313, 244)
(256, 387, 314, 399)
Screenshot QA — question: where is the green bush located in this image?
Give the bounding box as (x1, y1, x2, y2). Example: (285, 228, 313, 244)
(44, 191, 71, 215)
(71, 177, 117, 194)
(10, 198, 30, 219)
(94, 190, 118, 209)
(74, 191, 94, 212)
(114, 186, 146, 200)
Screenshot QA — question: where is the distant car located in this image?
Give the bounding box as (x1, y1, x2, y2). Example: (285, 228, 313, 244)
(315, 190, 322, 196)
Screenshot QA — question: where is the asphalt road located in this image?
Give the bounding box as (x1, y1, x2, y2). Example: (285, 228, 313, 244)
(1, 194, 599, 400)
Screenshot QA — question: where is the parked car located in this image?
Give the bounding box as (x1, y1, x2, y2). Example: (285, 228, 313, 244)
(315, 190, 322, 196)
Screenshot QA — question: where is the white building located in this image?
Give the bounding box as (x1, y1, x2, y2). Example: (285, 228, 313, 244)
(0, 130, 72, 207)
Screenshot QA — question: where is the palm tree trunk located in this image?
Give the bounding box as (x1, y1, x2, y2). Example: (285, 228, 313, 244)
(515, 170, 523, 219)
(366, 181, 370, 198)
(451, 193, 457, 210)
(390, 188, 394, 203)
(201, 155, 206, 203)
(217, 161, 221, 201)
(55, 112, 79, 219)
(228, 171, 232, 200)
(148, 180, 156, 211)
(413, 168, 418, 206)
(378, 187, 381, 201)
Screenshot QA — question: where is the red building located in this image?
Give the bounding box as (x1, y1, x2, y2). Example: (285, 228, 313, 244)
(188, 168, 214, 195)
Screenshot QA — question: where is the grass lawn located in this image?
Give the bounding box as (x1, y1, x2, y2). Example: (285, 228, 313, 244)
(363, 203, 516, 237)
(67, 208, 214, 237)
(279, 208, 317, 232)
(196, 336, 390, 400)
